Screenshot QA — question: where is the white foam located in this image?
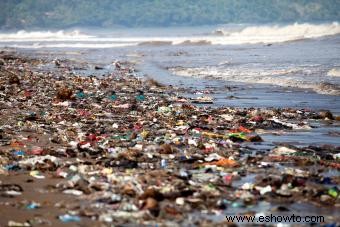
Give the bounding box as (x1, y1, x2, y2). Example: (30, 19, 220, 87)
(170, 66, 340, 96)
(213, 22, 340, 44)
(0, 30, 94, 41)
(0, 22, 339, 46)
(327, 68, 340, 77)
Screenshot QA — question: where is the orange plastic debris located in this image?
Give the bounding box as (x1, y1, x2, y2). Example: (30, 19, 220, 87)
(10, 140, 24, 148)
(204, 158, 239, 168)
(229, 126, 252, 133)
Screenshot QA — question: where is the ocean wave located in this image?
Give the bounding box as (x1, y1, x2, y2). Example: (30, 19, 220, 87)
(213, 22, 340, 44)
(327, 68, 340, 77)
(0, 22, 339, 47)
(0, 30, 94, 41)
(169, 66, 340, 96)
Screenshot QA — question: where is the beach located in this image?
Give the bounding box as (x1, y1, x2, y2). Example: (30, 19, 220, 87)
(0, 49, 339, 226)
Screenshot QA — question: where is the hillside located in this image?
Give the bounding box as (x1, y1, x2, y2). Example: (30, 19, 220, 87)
(1, 0, 339, 29)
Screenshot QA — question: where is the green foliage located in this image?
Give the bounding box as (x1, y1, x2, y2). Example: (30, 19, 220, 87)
(1, 0, 339, 29)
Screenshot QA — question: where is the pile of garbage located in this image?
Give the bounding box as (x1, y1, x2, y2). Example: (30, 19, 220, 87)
(0, 52, 339, 226)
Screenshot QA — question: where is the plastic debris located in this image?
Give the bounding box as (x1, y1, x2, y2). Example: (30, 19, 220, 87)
(0, 52, 339, 226)
(136, 91, 145, 101)
(160, 159, 167, 168)
(191, 96, 214, 104)
(8, 221, 31, 227)
(12, 150, 25, 157)
(29, 170, 45, 179)
(271, 146, 297, 155)
(204, 158, 239, 168)
(110, 91, 117, 100)
(26, 202, 40, 210)
(328, 188, 338, 198)
(58, 214, 81, 222)
(63, 189, 84, 196)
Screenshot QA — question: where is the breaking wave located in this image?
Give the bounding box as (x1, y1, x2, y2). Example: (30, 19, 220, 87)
(213, 22, 340, 43)
(327, 68, 340, 77)
(170, 66, 340, 96)
(0, 22, 339, 48)
(0, 30, 94, 41)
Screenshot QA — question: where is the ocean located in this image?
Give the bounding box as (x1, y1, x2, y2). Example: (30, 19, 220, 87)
(0, 22, 339, 113)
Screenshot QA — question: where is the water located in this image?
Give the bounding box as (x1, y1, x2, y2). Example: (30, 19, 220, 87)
(0, 23, 339, 113)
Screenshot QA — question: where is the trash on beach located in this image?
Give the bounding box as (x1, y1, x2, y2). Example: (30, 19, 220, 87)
(26, 202, 41, 210)
(8, 221, 31, 227)
(58, 214, 81, 222)
(29, 170, 45, 179)
(190, 96, 214, 104)
(0, 52, 339, 226)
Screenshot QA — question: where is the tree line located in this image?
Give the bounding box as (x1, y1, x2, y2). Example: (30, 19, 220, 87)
(1, 0, 339, 29)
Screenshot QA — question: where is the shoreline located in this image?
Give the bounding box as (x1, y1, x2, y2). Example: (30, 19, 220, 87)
(0, 51, 339, 226)
(10, 45, 340, 115)
(138, 61, 340, 115)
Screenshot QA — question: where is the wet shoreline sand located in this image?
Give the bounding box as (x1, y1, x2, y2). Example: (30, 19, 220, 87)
(0, 51, 339, 226)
